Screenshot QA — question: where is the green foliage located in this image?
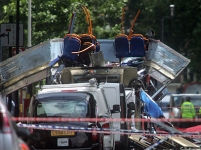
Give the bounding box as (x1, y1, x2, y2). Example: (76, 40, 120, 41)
(1, 0, 201, 81)
(0, 0, 125, 45)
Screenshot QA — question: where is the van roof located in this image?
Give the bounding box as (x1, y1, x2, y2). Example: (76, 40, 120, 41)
(171, 93, 201, 96)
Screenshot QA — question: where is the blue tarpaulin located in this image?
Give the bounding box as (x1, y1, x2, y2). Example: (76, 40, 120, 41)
(140, 90, 164, 118)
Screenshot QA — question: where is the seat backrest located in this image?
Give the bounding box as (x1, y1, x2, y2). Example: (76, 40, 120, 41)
(114, 34, 130, 58)
(80, 34, 100, 52)
(76, 42, 95, 66)
(62, 34, 81, 61)
(130, 35, 145, 57)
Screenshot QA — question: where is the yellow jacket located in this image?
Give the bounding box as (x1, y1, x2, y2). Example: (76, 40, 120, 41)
(181, 101, 196, 119)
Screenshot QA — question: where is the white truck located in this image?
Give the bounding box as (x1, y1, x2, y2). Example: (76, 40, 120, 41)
(28, 78, 134, 150)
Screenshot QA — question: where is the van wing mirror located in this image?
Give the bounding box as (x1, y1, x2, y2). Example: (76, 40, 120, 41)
(127, 102, 135, 110)
(111, 104, 121, 113)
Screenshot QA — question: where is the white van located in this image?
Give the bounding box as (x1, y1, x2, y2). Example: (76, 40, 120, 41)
(169, 93, 201, 127)
(29, 79, 133, 150)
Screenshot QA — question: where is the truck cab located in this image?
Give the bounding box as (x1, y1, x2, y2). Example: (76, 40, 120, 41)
(28, 78, 132, 149)
(28, 91, 100, 149)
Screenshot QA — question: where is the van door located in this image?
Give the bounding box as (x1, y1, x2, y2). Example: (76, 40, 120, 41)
(101, 83, 129, 149)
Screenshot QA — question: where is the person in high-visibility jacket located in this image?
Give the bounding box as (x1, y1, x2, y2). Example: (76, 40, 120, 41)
(181, 96, 196, 128)
(198, 106, 201, 118)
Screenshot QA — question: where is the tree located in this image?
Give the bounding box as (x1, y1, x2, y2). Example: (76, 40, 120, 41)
(126, 0, 201, 82)
(0, 0, 125, 46)
(1, 0, 201, 81)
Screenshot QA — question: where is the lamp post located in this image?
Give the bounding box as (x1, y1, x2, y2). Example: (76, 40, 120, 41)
(28, 0, 32, 47)
(161, 4, 175, 42)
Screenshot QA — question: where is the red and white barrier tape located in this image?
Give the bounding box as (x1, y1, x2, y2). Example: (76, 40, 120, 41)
(11, 117, 201, 123)
(16, 123, 201, 138)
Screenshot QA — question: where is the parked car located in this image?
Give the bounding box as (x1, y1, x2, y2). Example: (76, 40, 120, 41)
(0, 96, 30, 150)
(157, 95, 170, 119)
(27, 91, 102, 150)
(169, 93, 201, 127)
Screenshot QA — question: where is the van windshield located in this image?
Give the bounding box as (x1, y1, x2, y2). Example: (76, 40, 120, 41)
(36, 99, 89, 118)
(172, 96, 183, 107)
(172, 95, 201, 108)
(190, 98, 201, 108)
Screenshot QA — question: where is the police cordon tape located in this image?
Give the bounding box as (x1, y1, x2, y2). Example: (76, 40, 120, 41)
(11, 117, 201, 123)
(16, 123, 201, 138)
